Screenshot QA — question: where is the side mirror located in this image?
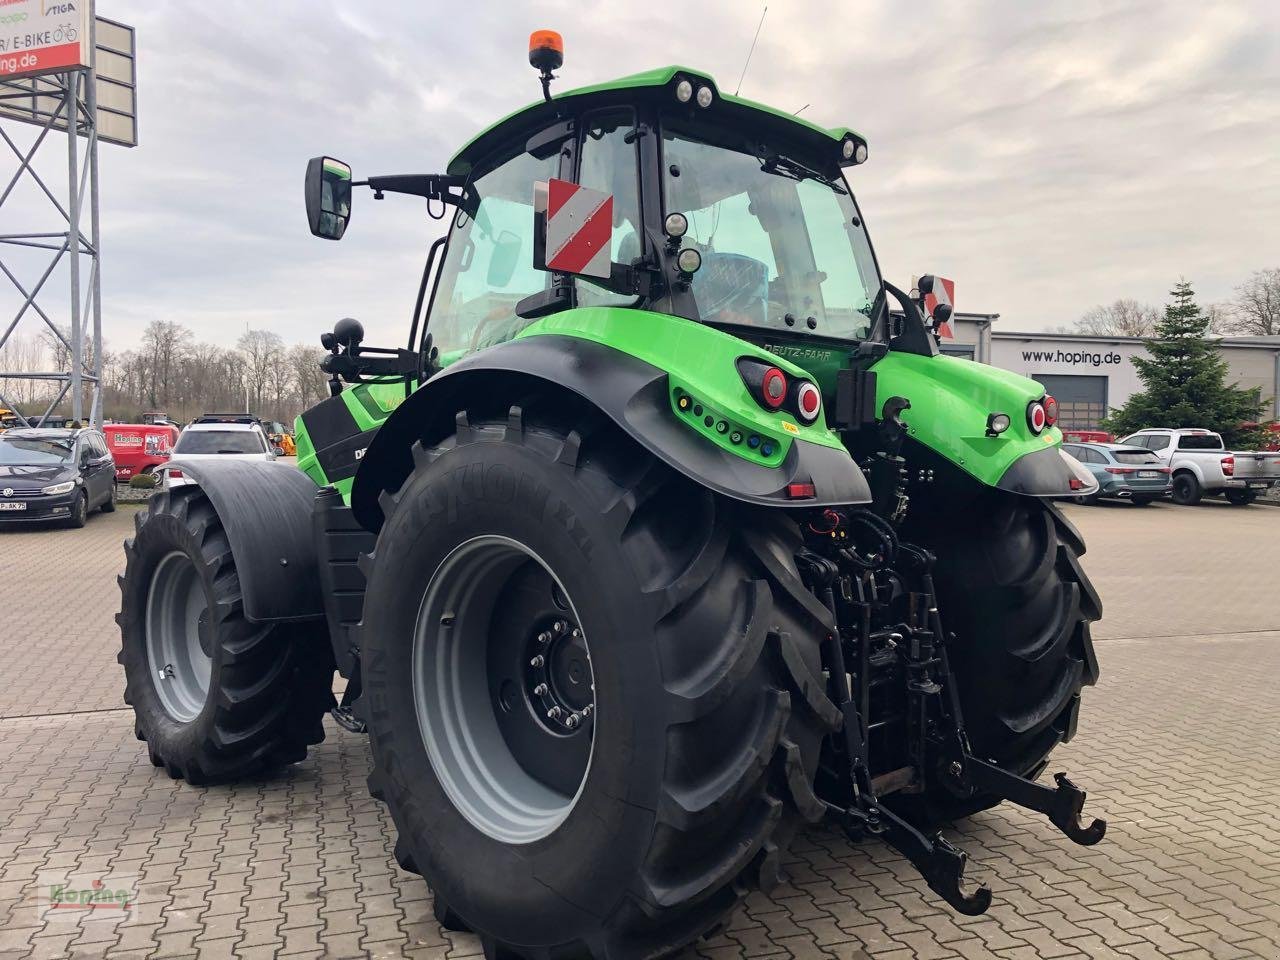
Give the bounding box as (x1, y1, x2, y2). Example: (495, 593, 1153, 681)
(305, 156, 353, 240)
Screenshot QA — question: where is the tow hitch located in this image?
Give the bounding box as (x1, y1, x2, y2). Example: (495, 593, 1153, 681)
(799, 510, 1107, 917)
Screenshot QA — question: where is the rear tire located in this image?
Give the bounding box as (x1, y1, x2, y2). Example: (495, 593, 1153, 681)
(117, 487, 335, 784)
(1171, 473, 1201, 505)
(1224, 489, 1256, 506)
(361, 402, 837, 959)
(905, 492, 1101, 822)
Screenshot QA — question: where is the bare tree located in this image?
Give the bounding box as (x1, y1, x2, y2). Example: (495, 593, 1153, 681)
(237, 328, 285, 415)
(286, 343, 329, 411)
(1075, 299, 1160, 337)
(1227, 268, 1280, 337)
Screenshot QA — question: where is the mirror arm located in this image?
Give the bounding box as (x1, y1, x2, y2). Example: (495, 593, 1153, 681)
(357, 174, 467, 204)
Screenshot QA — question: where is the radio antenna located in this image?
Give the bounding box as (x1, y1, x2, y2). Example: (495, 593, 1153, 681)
(735, 4, 768, 96)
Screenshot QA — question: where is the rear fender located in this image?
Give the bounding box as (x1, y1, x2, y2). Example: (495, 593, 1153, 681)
(350, 318, 872, 532)
(871, 351, 1097, 497)
(162, 459, 325, 623)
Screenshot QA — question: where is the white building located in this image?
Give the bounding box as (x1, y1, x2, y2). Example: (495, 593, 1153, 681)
(945, 314, 1280, 431)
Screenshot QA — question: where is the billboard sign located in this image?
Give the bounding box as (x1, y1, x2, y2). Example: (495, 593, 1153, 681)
(0, 0, 93, 80)
(0, 14, 135, 147)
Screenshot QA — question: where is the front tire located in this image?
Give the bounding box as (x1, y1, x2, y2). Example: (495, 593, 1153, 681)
(362, 403, 838, 959)
(117, 487, 335, 784)
(102, 482, 117, 513)
(66, 489, 88, 528)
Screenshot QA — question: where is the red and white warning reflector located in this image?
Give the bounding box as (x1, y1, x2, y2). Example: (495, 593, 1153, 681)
(796, 381, 822, 422)
(536, 177, 613, 279)
(914, 275, 956, 339)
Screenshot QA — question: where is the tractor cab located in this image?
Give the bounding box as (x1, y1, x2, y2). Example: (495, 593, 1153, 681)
(304, 49, 902, 383)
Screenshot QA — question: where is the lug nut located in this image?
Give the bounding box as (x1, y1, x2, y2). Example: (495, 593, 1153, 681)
(565, 713, 581, 729)
(533, 683, 548, 696)
(553, 621, 566, 634)
(547, 706, 562, 720)
(530, 655, 545, 668)
(538, 631, 552, 644)
(582, 704, 593, 717)
(571, 627, 582, 639)
(949, 761, 963, 779)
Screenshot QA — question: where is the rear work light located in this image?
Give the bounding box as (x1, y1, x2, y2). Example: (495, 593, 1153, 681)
(1221, 455, 1235, 477)
(1027, 400, 1048, 434)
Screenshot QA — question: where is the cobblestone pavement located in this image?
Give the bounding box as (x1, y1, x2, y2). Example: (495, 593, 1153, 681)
(1, 502, 1278, 958)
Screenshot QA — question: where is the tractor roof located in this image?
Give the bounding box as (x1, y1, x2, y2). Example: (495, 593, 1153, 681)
(447, 65, 865, 178)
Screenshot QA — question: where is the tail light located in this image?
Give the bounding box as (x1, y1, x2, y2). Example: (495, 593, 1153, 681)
(1221, 455, 1234, 477)
(1043, 394, 1058, 426)
(1027, 400, 1047, 434)
(760, 367, 787, 409)
(1105, 466, 1135, 474)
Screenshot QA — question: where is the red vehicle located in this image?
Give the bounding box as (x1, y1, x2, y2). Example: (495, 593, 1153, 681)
(104, 423, 181, 481)
(1062, 429, 1113, 444)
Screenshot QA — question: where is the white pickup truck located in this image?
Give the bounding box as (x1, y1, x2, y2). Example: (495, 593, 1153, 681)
(1118, 428, 1280, 505)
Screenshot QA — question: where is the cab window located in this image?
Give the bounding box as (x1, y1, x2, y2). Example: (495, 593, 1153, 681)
(575, 109, 643, 309)
(429, 147, 559, 364)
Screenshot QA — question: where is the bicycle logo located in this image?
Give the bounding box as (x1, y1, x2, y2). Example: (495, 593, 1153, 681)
(52, 24, 78, 42)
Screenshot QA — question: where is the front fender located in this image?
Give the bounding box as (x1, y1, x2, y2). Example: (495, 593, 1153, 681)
(872, 351, 1097, 497)
(162, 459, 324, 622)
(351, 320, 871, 532)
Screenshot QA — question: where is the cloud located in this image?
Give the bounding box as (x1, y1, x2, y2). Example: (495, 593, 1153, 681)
(2, 0, 1277, 353)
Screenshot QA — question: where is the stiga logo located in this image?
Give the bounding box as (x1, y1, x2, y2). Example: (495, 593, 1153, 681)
(1021, 349, 1122, 367)
(42, 1, 77, 14)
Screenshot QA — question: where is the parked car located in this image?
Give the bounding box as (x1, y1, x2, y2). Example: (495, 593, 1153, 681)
(165, 419, 275, 487)
(1118, 427, 1280, 505)
(104, 422, 182, 481)
(1062, 429, 1113, 444)
(1062, 443, 1172, 505)
(0, 427, 116, 526)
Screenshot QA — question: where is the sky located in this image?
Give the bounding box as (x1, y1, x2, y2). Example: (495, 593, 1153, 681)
(2, 0, 1278, 354)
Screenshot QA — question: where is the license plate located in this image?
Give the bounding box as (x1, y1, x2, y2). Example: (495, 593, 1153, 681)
(1137, 471, 1159, 479)
(1248, 481, 1269, 489)
(0, 501, 27, 511)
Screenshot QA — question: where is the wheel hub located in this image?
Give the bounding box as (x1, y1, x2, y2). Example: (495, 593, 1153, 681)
(412, 535, 596, 844)
(525, 617, 594, 733)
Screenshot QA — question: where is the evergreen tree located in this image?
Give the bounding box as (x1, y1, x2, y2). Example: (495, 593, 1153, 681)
(1102, 280, 1264, 447)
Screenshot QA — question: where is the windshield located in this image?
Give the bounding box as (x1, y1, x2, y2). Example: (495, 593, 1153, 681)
(175, 431, 265, 455)
(662, 119, 881, 341)
(0, 437, 73, 465)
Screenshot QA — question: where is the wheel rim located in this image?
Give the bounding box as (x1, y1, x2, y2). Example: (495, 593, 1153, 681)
(413, 535, 595, 844)
(144, 551, 213, 722)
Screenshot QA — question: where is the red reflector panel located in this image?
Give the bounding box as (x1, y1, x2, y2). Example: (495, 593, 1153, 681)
(1069, 477, 1085, 490)
(1043, 394, 1058, 426)
(796, 381, 821, 422)
(761, 368, 787, 409)
(168, 469, 183, 478)
(786, 481, 817, 500)
(1027, 401, 1047, 433)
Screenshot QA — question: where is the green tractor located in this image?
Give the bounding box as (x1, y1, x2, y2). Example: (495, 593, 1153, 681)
(117, 34, 1105, 959)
